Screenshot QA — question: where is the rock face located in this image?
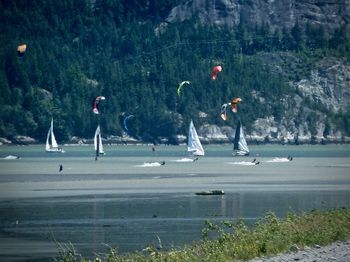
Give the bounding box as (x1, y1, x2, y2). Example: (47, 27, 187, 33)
(13, 136, 37, 145)
(164, 0, 350, 35)
(254, 54, 350, 144)
(192, 54, 350, 144)
(294, 57, 350, 113)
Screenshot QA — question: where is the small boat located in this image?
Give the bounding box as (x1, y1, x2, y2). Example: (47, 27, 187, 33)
(195, 190, 225, 196)
(233, 119, 249, 156)
(94, 124, 105, 159)
(45, 118, 64, 153)
(187, 120, 204, 157)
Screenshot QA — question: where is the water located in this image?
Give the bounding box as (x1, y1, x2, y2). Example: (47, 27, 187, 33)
(0, 144, 349, 261)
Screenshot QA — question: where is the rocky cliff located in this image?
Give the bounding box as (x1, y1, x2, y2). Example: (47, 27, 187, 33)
(160, 0, 350, 144)
(191, 54, 350, 145)
(164, 0, 350, 35)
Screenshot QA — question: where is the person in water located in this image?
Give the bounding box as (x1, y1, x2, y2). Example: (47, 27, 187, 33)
(251, 159, 260, 165)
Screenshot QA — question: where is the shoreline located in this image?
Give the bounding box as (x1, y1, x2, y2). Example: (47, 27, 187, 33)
(1, 140, 350, 147)
(56, 209, 350, 261)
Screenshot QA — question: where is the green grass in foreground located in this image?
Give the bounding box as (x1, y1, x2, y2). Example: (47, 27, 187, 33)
(58, 208, 350, 262)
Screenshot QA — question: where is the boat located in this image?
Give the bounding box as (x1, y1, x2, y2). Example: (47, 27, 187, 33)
(195, 190, 225, 196)
(45, 118, 64, 153)
(94, 124, 105, 158)
(187, 120, 205, 157)
(233, 119, 249, 156)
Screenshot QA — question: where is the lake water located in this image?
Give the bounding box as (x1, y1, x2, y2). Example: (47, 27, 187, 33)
(0, 144, 349, 261)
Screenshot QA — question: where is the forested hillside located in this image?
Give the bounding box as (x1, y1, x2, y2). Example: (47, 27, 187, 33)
(0, 0, 349, 144)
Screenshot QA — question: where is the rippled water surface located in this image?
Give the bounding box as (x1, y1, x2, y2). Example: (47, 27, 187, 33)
(0, 144, 349, 261)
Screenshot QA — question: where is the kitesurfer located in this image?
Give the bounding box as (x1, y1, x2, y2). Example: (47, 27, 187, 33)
(192, 157, 199, 162)
(59, 164, 63, 172)
(160, 161, 165, 165)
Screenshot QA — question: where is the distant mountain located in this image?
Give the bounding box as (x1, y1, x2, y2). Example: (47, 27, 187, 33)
(0, 0, 349, 145)
(158, 0, 350, 144)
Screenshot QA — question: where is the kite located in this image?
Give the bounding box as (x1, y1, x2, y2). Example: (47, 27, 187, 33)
(177, 81, 190, 96)
(231, 97, 242, 113)
(123, 115, 135, 131)
(92, 96, 106, 114)
(17, 44, 27, 58)
(212, 65, 222, 80)
(220, 103, 229, 121)
(220, 98, 242, 120)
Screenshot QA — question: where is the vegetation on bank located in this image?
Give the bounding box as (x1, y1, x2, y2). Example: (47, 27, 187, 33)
(58, 208, 350, 262)
(1, 1, 350, 143)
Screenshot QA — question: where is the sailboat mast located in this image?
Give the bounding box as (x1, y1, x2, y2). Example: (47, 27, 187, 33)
(96, 132, 100, 159)
(50, 118, 54, 147)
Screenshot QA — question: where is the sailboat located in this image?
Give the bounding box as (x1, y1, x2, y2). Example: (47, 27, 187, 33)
(187, 120, 205, 157)
(94, 125, 105, 158)
(45, 118, 64, 153)
(233, 119, 249, 156)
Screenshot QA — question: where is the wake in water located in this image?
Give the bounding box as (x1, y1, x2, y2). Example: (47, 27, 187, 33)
(135, 161, 166, 167)
(172, 158, 198, 163)
(2, 155, 20, 160)
(266, 156, 293, 163)
(227, 159, 260, 166)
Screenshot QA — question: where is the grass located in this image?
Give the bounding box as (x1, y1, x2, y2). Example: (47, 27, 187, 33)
(57, 208, 350, 262)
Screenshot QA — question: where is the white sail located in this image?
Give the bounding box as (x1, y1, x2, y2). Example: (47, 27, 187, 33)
(50, 119, 58, 148)
(45, 128, 51, 151)
(233, 120, 249, 156)
(94, 125, 104, 155)
(46, 118, 64, 153)
(187, 120, 205, 156)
